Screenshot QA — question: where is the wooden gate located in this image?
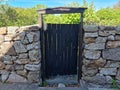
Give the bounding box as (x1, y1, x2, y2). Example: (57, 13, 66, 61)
(44, 24, 79, 77)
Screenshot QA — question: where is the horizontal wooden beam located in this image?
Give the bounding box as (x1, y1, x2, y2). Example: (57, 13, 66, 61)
(37, 7, 87, 14)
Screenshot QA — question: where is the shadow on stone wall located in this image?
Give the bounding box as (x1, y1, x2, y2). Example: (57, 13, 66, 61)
(0, 25, 41, 83)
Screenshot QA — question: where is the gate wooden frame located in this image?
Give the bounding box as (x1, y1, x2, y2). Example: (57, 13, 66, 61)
(37, 7, 87, 83)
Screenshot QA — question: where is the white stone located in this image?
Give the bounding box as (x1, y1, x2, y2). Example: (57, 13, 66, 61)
(107, 35, 115, 40)
(1, 71, 9, 82)
(84, 50, 101, 60)
(85, 32, 98, 38)
(100, 68, 117, 75)
(7, 26, 19, 34)
(24, 64, 40, 71)
(96, 37, 107, 43)
(58, 83, 66, 87)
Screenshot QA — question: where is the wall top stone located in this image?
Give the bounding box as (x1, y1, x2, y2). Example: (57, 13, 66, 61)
(84, 25, 98, 32)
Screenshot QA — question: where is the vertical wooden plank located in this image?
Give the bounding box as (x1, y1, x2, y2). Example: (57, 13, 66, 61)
(77, 13, 84, 82)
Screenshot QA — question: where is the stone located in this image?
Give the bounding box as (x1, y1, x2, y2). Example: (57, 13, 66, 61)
(24, 64, 40, 71)
(27, 42, 40, 50)
(85, 58, 106, 69)
(0, 27, 7, 35)
(15, 65, 24, 70)
(115, 35, 120, 40)
(84, 50, 101, 60)
(27, 44, 34, 50)
(99, 68, 117, 75)
(116, 68, 120, 80)
(29, 50, 39, 61)
(106, 41, 120, 48)
(115, 26, 120, 34)
(0, 35, 4, 43)
(14, 59, 29, 64)
(58, 83, 66, 87)
(105, 61, 120, 68)
(19, 53, 28, 59)
(1, 42, 16, 55)
(27, 71, 39, 82)
(3, 55, 13, 64)
(82, 75, 107, 84)
(16, 70, 27, 77)
(14, 41, 27, 53)
(96, 37, 107, 43)
(7, 72, 27, 82)
(1, 71, 9, 82)
(84, 37, 96, 44)
(106, 76, 113, 84)
(84, 32, 98, 38)
(0, 61, 5, 69)
(5, 65, 14, 71)
(33, 31, 40, 42)
(7, 26, 19, 34)
(26, 32, 35, 43)
(99, 30, 116, 36)
(102, 48, 120, 60)
(107, 35, 115, 40)
(85, 43, 105, 50)
(84, 25, 98, 32)
(82, 66, 98, 76)
(5, 35, 13, 41)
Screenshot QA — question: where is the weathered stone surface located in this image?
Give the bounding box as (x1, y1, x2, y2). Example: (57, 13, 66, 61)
(24, 64, 40, 71)
(82, 75, 107, 84)
(106, 76, 113, 84)
(15, 65, 24, 70)
(19, 53, 28, 59)
(5, 65, 14, 71)
(115, 26, 120, 34)
(29, 50, 39, 61)
(84, 32, 98, 38)
(82, 66, 98, 76)
(0, 27, 7, 35)
(3, 55, 13, 64)
(107, 35, 115, 40)
(85, 58, 106, 69)
(14, 41, 27, 53)
(5, 35, 13, 41)
(14, 59, 29, 64)
(26, 32, 34, 43)
(115, 35, 120, 40)
(7, 72, 27, 82)
(16, 70, 27, 77)
(100, 68, 117, 75)
(0, 61, 5, 69)
(27, 42, 40, 50)
(1, 71, 9, 82)
(99, 30, 116, 36)
(96, 37, 107, 43)
(116, 67, 120, 80)
(102, 48, 120, 60)
(84, 25, 98, 32)
(85, 43, 105, 50)
(58, 83, 66, 87)
(106, 41, 120, 48)
(84, 50, 101, 60)
(28, 71, 39, 82)
(0, 35, 4, 43)
(84, 37, 96, 43)
(105, 61, 120, 68)
(7, 26, 19, 34)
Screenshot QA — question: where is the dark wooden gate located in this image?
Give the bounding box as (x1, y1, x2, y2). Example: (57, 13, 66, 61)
(44, 24, 79, 77)
(37, 7, 87, 83)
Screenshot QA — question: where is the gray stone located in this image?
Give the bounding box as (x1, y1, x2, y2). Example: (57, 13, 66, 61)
(115, 26, 120, 34)
(84, 37, 96, 44)
(105, 61, 120, 68)
(85, 32, 98, 38)
(102, 48, 120, 60)
(115, 35, 120, 40)
(26, 32, 34, 43)
(1, 71, 9, 82)
(96, 37, 107, 43)
(19, 53, 28, 59)
(99, 68, 117, 75)
(14, 59, 29, 64)
(24, 64, 40, 71)
(28, 71, 39, 82)
(7, 72, 27, 83)
(116, 67, 120, 80)
(15, 65, 24, 70)
(99, 30, 116, 36)
(4, 55, 12, 61)
(85, 43, 105, 50)
(58, 83, 66, 87)
(16, 70, 27, 77)
(106, 41, 120, 48)
(84, 50, 101, 60)
(29, 50, 39, 61)
(5, 65, 14, 71)
(14, 41, 27, 53)
(107, 35, 115, 40)
(84, 25, 98, 32)
(106, 76, 113, 84)
(7, 26, 19, 34)
(0, 61, 5, 69)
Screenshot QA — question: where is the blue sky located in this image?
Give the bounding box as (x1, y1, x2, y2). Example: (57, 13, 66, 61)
(8, 0, 119, 9)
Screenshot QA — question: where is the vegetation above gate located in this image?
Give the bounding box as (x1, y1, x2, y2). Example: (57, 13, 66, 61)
(0, 0, 120, 27)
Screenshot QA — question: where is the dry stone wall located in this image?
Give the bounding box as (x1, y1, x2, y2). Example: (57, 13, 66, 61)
(83, 25, 120, 85)
(0, 25, 41, 83)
